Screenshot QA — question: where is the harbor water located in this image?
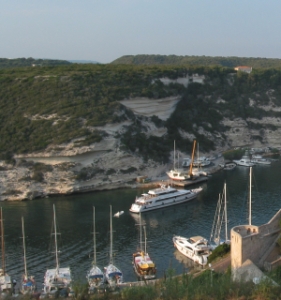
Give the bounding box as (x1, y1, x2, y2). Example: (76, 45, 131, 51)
(1, 159, 281, 290)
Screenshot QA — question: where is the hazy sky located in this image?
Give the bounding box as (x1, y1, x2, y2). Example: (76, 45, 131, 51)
(1, 1, 280, 63)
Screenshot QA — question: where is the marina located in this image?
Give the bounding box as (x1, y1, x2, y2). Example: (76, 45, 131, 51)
(0, 158, 280, 293)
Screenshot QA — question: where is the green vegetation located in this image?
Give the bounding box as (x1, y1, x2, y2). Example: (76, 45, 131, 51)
(0, 57, 71, 68)
(1, 63, 281, 164)
(208, 243, 231, 263)
(68, 266, 281, 300)
(111, 54, 281, 68)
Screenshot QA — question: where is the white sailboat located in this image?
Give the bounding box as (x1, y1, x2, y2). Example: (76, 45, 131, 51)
(42, 205, 72, 297)
(20, 217, 36, 294)
(209, 182, 230, 249)
(87, 207, 104, 293)
(132, 213, 156, 280)
(0, 208, 13, 295)
(104, 205, 123, 288)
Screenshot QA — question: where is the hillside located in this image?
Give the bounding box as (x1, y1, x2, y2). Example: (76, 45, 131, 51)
(0, 57, 71, 68)
(111, 54, 281, 68)
(1, 63, 281, 200)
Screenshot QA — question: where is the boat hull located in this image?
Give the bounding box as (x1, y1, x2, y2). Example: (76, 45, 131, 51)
(104, 264, 123, 287)
(173, 236, 210, 266)
(132, 252, 156, 280)
(129, 188, 202, 214)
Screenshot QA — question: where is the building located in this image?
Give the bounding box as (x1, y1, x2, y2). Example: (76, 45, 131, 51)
(231, 209, 281, 282)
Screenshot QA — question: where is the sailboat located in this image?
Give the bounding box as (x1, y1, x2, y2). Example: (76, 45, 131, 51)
(0, 208, 13, 295)
(209, 182, 230, 249)
(166, 140, 198, 181)
(132, 213, 156, 280)
(20, 217, 36, 294)
(104, 205, 123, 288)
(86, 207, 104, 293)
(42, 204, 72, 297)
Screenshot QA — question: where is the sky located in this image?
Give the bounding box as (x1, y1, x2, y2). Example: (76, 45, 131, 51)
(1, 0, 281, 64)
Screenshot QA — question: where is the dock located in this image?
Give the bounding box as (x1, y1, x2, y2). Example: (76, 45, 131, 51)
(136, 175, 208, 189)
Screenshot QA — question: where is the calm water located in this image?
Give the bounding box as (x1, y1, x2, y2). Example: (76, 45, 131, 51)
(1, 159, 281, 289)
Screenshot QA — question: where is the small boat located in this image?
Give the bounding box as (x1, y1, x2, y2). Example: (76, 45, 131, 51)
(219, 162, 237, 171)
(129, 185, 202, 214)
(132, 214, 156, 280)
(87, 207, 104, 293)
(20, 217, 36, 294)
(114, 211, 124, 218)
(233, 152, 255, 167)
(192, 156, 211, 167)
(104, 206, 123, 289)
(0, 208, 14, 295)
(251, 155, 271, 165)
(173, 235, 211, 266)
(42, 205, 73, 297)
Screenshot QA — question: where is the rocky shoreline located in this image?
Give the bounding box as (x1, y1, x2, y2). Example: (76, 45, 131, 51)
(0, 151, 224, 201)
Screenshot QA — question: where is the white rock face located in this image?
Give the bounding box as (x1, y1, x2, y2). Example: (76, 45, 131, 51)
(1, 96, 281, 201)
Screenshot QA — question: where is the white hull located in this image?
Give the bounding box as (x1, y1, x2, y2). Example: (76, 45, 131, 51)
(251, 156, 271, 165)
(43, 267, 72, 294)
(87, 265, 104, 291)
(173, 236, 210, 266)
(233, 159, 255, 167)
(130, 186, 202, 213)
(104, 264, 123, 287)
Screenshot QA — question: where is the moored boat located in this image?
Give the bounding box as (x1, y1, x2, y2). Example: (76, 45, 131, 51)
(219, 162, 237, 171)
(20, 217, 36, 295)
(42, 205, 73, 298)
(132, 214, 156, 280)
(0, 208, 14, 295)
(87, 207, 104, 293)
(251, 155, 271, 165)
(173, 235, 211, 266)
(233, 156, 255, 167)
(129, 185, 203, 214)
(104, 206, 123, 289)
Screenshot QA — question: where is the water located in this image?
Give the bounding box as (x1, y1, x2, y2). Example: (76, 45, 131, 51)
(1, 159, 281, 289)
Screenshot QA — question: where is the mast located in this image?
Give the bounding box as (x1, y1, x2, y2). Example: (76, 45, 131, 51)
(189, 140, 196, 176)
(22, 217, 28, 278)
(249, 167, 252, 225)
(109, 205, 113, 264)
(93, 207, 97, 265)
(53, 204, 60, 271)
(139, 213, 143, 252)
(224, 183, 228, 241)
(143, 225, 147, 255)
(0, 208, 5, 274)
(173, 140, 176, 170)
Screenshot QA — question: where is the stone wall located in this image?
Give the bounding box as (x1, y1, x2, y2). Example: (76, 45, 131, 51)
(231, 209, 281, 279)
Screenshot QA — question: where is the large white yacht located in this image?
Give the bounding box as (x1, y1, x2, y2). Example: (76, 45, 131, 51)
(129, 185, 202, 213)
(173, 235, 211, 266)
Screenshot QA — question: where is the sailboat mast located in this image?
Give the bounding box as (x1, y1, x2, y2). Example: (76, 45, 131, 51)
(53, 204, 59, 271)
(173, 140, 176, 170)
(93, 207, 97, 265)
(143, 226, 147, 255)
(22, 217, 28, 277)
(109, 205, 113, 264)
(224, 183, 228, 241)
(0, 208, 5, 274)
(249, 167, 252, 225)
(139, 213, 143, 252)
